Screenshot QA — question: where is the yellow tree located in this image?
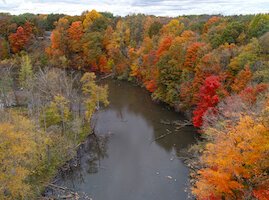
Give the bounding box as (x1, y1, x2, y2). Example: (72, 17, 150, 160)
(83, 10, 102, 30)
(161, 19, 184, 36)
(19, 54, 33, 89)
(80, 73, 109, 121)
(0, 111, 47, 199)
(42, 95, 71, 134)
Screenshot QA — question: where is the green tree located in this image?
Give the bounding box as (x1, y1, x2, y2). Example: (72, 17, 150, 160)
(0, 38, 10, 60)
(148, 21, 163, 38)
(82, 32, 104, 69)
(220, 21, 244, 44)
(229, 38, 260, 73)
(248, 14, 269, 38)
(19, 54, 33, 88)
(259, 32, 269, 54)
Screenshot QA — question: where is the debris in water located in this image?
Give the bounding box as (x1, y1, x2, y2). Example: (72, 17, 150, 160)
(166, 176, 173, 180)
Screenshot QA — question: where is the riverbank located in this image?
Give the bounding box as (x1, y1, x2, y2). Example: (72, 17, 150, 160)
(43, 134, 104, 199)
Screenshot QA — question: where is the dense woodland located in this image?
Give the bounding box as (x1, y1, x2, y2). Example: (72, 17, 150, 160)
(0, 11, 269, 199)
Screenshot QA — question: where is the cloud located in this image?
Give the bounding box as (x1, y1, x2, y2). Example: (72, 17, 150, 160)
(0, 0, 268, 16)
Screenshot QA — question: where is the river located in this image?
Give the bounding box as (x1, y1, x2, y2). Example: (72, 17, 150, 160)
(56, 79, 197, 200)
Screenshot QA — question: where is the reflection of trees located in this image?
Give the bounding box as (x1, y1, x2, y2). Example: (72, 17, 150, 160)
(60, 134, 109, 184)
(44, 130, 108, 199)
(85, 134, 109, 174)
(104, 79, 197, 153)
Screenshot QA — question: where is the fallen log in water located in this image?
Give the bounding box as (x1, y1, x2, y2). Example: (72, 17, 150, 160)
(48, 184, 75, 193)
(160, 119, 192, 128)
(47, 184, 80, 199)
(174, 120, 192, 131)
(153, 120, 193, 142)
(100, 73, 114, 80)
(151, 129, 172, 142)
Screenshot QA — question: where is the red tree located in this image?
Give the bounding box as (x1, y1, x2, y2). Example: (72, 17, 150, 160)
(8, 22, 32, 53)
(192, 75, 221, 127)
(8, 27, 27, 53)
(144, 79, 157, 93)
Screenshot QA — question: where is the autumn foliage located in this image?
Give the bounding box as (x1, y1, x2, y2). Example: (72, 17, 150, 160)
(43, 13, 269, 199)
(184, 42, 206, 71)
(2, 11, 269, 200)
(231, 65, 252, 92)
(8, 22, 33, 53)
(68, 21, 84, 52)
(193, 96, 269, 199)
(192, 75, 221, 127)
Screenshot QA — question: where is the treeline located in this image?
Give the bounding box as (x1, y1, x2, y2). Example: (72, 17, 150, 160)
(1, 10, 269, 199)
(0, 11, 115, 58)
(0, 12, 65, 60)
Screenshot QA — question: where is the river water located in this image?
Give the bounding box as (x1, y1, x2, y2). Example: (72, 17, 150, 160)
(58, 79, 196, 200)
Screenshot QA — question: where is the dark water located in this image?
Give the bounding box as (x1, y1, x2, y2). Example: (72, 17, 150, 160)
(59, 80, 196, 200)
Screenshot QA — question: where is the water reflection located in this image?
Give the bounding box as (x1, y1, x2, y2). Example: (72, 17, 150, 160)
(59, 79, 196, 200)
(60, 135, 109, 183)
(104, 80, 196, 153)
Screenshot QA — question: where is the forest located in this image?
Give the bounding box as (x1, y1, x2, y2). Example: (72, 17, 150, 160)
(0, 10, 269, 199)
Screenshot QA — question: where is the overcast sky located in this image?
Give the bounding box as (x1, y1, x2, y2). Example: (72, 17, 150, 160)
(0, 0, 269, 16)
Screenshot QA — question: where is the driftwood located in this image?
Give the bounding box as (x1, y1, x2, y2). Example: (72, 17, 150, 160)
(100, 73, 114, 80)
(59, 194, 73, 199)
(160, 119, 171, 125)
(47, 184, 80, 200)
(153, 120, 193, 142)
(151, 129, 172, 142)
(40, 194, 78, 200)
(174, 120, 192, 131)
(48, 184, 75, 193)
(160, 119, 192, 127)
